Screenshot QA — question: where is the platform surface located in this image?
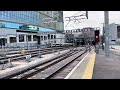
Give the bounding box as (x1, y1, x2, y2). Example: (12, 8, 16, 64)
(92, 49, 120, 79)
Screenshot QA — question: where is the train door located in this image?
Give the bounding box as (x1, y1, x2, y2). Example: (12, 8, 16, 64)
(37, 36, 40, 45)
(37, 36, 40, 48)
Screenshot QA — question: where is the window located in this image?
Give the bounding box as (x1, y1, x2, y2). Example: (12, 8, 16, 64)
(33, 35, 37, 41)
(48, 34, 50, 39)
(45, 36, 47, 40)
(44, 36, 47, 40)
(10, 37, 16, 43)
(19, 34, 24, 42)
(54, 35, 56, 39)
(51, 35, 53, 39)
(41, 36, 43, 40)
(26, 35, 31, 41)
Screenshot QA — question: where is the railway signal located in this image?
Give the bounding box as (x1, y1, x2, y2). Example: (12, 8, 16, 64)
(95, 30, 100, 42)
(94, 30, 100, 53)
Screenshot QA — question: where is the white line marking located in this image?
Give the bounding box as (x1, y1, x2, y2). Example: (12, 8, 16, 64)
(64, 52, 90, 79)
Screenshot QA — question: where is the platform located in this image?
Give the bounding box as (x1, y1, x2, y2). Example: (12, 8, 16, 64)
(92, 49, 120, 79)
(65, 49, 96, 79)
(65, 48, 120, 79)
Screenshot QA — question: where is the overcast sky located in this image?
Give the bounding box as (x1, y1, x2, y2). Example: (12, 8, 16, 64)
(63, 11, 120, 34)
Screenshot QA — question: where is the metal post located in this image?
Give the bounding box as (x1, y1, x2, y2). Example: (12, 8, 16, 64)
(104, 11, 109, 56)
(38, 47, 41, 58)
(26, 34, 28, 50)
(101, 23, 104, 50)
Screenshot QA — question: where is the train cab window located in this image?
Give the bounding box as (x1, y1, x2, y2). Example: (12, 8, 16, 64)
(10, 37, 16, 43)
(19, 34, 24, 42)
(33, 35, 37, 41)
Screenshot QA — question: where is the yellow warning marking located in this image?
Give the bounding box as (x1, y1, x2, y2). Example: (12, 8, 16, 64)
(82, 52, 96, 79)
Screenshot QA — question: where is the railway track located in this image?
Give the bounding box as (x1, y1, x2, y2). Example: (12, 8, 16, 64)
(29, 50, 86, 79)
(0, 47, 86, 79)
(49, 52, 88, 79)
(0, 47, 71, 62)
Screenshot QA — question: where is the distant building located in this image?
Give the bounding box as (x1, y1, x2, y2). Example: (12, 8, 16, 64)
(82, 27, 95, 44)
(64, 27, 96, 46)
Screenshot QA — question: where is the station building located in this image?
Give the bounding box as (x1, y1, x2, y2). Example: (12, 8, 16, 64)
(0, 11, 65, 48)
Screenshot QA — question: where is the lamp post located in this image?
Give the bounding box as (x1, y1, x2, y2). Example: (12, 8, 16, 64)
(26, 34, 28, 50)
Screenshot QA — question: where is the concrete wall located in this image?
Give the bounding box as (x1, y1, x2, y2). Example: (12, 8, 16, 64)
(109, 23, 118, 44)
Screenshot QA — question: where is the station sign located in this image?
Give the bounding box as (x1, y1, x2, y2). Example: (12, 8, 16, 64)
(27, 25, 39, 31)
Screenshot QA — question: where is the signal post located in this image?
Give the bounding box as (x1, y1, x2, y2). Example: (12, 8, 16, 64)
(95, 29, 100, 53)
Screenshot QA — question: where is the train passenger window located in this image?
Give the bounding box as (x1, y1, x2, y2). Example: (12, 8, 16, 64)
(33, 35, 37, 41)
(44, 36, 46, 40)
(41, 36, 43, 40)
(54, 35, 56, 39)
(10, 37, 16, 43)
(44, 36, 47, 40)
(27, 35, 31, 41)
(19, 34, 24, 42)
(48, 34, 50, 39)
(51, 35, 53, 39)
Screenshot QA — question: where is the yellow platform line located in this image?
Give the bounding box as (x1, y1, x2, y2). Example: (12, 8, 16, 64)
(82, 52, 96, 79)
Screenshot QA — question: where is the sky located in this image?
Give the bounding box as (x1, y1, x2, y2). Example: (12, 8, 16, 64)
(63, 11, 120, 35)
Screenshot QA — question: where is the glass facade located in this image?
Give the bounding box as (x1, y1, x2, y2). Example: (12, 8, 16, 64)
(0, 19, 56, 32)
(0, 11, 63, 32)
(39, 27, 55, 32)
(0, 21, 23, 29)
(0, 11, 40, 25)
